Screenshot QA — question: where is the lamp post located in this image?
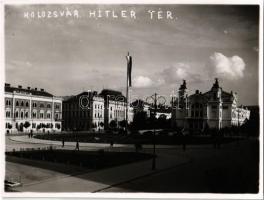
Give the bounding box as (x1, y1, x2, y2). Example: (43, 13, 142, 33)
(146, 93, 164, 170)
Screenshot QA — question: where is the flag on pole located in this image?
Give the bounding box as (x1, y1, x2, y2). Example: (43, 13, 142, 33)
(126, 53, 132, 87)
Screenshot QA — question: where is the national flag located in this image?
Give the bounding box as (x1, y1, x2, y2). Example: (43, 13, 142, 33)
(126, 54, 132, 87)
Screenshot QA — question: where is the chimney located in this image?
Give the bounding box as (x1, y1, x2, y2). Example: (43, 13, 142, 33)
(18, 85, 22, 89)
(5, 83, 10, 87)
(27, 87, 31, 90)
(40, 88, 44, 92)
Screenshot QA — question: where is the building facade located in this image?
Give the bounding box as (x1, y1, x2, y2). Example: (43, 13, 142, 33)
(62, 89, 132, 131)
(171, 79, 250, 131)
(62, 91, 104, 131)
(5, 83, 62, 134)
(99, 89, 128, 130)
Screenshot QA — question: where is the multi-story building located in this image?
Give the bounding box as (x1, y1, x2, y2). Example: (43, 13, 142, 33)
(171, 79, 250, 131)
(99, 89, 128, 130)
(4, 83, 62, 134)
(62, 89, 131, 132)
(62, 91, 104, 131)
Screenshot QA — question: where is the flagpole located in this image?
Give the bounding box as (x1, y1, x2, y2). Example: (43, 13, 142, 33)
(125, 52, 129, 134)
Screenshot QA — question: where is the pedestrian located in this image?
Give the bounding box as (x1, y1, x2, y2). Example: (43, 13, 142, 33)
(76, 141, 79, 151)
(62, 138, 65, 148)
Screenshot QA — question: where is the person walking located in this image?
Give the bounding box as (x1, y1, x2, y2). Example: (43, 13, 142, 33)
(76, 141, 79, 151)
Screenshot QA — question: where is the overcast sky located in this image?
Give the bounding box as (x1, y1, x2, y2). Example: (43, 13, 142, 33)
(5, 4, 259, 105)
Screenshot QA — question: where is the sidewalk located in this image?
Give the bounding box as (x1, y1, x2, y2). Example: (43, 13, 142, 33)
(7, 135, 214, 151)
(10, 147, 190, 192)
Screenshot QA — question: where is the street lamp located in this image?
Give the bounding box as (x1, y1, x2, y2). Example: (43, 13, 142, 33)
(146, 93, 164, 170)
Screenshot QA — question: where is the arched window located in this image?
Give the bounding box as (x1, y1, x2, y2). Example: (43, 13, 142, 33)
(15, 111, 19, 118)
(21, 101, 24, 106)
(20, 112, 24, 118)
(25, 112, 28, 118)
(6, 111, 10, 118)
(16, 101, 19, 106)
(26, 102, 29, 107)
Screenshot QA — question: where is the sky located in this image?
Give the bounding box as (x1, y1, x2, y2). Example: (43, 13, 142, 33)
(5, 4, 259, 105)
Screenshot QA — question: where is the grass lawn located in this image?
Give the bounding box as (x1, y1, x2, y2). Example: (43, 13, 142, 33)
(34, 132, 238, 145)
(6, 149, 153, 170)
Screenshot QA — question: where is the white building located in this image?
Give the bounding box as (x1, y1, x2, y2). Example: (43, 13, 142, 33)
(5, 83, 62, 134)
(171, 79, 250, 131)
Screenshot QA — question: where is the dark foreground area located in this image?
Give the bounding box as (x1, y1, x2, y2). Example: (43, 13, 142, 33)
(6, 150, 153, 171)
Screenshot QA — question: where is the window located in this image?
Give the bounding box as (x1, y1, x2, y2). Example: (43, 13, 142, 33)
(32, 123, 36, 128)
(6, 111, 11, 118)
(25, 112, 29, 118)
(47, 113, 51, 119)
(55, 104, 60, 109)
(21, 101, 24, 106)
(16, 101, 19, 106)
(20, 112, 24, 118)
(32, 112, 37, 118)
(47, 104, 51, 108)
(26, 102, 29, 107)
(40, 113, 44, 119)
(15, 111, 19, 118)
(33, 102, 37, 107)
(40, 103, 44, 108)
(6, 100, 11, 106)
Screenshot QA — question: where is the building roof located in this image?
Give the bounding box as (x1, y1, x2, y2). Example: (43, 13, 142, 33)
(63, 91, 102, 103)
(5, 84, 54, 97)
(99, 89, 126, 101)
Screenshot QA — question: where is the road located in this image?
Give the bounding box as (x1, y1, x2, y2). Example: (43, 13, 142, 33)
(4, 135, 260, 193)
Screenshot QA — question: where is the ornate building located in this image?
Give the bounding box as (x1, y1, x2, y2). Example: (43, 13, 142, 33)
(4, 83, 62, 134)
(171, 79, 250, 131)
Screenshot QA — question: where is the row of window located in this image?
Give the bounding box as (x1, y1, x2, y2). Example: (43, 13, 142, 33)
(6, 111, 59, 119)
(6, 100, 60, 109)
(110, 110, 125, 119)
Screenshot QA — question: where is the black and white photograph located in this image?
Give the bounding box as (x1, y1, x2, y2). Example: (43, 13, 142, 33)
(1, 1, 263, 198)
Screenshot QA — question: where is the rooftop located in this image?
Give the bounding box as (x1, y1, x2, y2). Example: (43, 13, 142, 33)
(5, 83, 54, 97)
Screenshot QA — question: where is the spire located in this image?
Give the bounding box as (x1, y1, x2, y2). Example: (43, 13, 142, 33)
(212, 78, 220, 89)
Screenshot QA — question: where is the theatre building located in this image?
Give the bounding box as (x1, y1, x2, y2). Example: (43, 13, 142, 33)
(4, 83, 62, 134)
(171, 79, 250, 131)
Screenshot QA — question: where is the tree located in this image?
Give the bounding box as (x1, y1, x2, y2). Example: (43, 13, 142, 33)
(132, 111, 147, 130)
(99, 122, 104, 127)
(24, 121, 31, 129)
(56, 123, 61, 129)
(109, 120, 117, 129)
(119, 120, 127, 129)
(7, 123, 12, 129)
